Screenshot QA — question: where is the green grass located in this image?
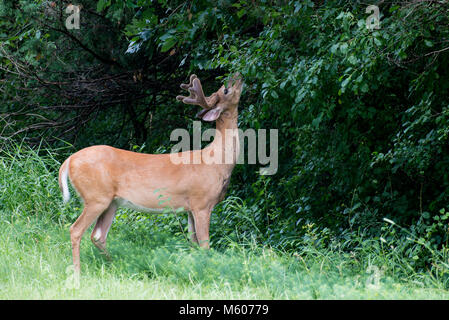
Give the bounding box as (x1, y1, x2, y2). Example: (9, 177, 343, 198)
(1, 142, 449, 299)
(1, 213, 449, 300)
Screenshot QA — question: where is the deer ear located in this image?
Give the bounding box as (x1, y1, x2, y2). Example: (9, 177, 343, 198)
(196, 108, 209, 119)
(201, 107, 222, 122)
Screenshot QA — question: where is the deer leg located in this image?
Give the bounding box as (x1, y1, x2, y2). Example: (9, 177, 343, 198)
(192, 209, 212, 249)
(188, 211, 198, 244)
(70, 201, 111, 277)
(91, 201, 117, 260)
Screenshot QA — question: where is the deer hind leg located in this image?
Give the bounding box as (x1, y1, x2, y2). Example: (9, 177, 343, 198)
(188, 212, 198, 244)
(91, 201, 117, 260)
(70, 200, 112, 276)
(191, 209, 212, 249)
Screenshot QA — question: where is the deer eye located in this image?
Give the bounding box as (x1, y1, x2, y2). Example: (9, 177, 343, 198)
(224, 88, 229, 95)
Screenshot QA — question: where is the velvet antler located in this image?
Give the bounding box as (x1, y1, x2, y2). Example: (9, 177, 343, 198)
(176, 75, 219, 109)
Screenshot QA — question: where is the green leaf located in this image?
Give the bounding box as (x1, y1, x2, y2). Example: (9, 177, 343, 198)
(97, 0, 110, 12)
(360, 83, 369, 93)
(339, 43, 348, 54)
(160, 36, 177, 52)
(424, 40, 433, 47)
(330, 44, 339, 54)
(341, 76, 351, 88)
(237, 8, 246, 18)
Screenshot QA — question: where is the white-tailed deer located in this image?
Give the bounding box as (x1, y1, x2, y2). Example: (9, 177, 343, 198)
(59, 73, 243, 276)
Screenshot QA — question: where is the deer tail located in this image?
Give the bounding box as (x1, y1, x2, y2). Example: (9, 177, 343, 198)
(59, 157, 71, 203)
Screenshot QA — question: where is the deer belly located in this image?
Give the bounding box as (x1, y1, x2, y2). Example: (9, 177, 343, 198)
(114, 197, 167, 214)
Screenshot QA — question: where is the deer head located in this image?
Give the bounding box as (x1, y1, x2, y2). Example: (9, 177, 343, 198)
(176, 74, 243, 121)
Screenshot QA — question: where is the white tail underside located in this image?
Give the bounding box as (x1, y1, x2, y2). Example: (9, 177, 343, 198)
(61, 158, 71, 203)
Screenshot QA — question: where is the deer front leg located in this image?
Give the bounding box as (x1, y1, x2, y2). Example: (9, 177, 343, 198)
(191, 209, 212, 249)
(188, 212, 199, 244)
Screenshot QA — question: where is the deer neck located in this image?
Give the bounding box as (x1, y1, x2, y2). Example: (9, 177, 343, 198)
(206, 108, 239, 172)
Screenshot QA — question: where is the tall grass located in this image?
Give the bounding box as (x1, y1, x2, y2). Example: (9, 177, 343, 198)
(0, 141, 449, 299)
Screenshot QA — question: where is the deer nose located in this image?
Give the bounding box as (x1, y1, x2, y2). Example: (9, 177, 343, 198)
(231, 73, 243, 89)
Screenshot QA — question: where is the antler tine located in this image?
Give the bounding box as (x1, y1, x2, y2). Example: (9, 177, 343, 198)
(179, 74, 197, 91)
(176, 75, 218, 109)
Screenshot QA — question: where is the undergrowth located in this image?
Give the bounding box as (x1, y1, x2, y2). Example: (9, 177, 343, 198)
(0, 141, 449, 299)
